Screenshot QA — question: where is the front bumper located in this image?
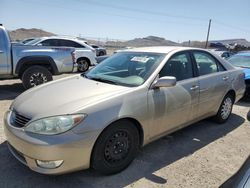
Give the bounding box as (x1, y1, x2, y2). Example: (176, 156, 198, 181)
(4, 111, 98, 175)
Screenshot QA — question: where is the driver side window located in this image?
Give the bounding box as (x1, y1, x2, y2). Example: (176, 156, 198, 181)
(159, 52, 194, 81)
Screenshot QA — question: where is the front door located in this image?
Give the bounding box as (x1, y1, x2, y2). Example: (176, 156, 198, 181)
(147, 51, 199, 139)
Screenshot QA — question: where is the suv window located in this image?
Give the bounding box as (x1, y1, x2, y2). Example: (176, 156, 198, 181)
(159, 52, 193, 81)
(59, 39, 84, 48)
(40, 39, 59, 46)
(193, 51, 223, 76)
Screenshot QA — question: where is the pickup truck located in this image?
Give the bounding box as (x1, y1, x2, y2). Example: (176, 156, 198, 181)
(0, 24, 76, 89)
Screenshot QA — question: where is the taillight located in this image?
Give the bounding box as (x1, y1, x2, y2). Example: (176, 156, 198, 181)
(71, 51, 76, 63)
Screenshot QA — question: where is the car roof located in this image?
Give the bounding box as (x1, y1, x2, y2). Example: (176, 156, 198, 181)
(122, 46, 205, 54)
(38, 36, 88, 42)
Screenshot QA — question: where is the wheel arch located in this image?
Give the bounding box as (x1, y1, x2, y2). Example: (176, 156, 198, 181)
(96, 117, 144, 147)
(16, 56, 59, 77)
(77, 57, 90, 65)
(226, 89, 236, 103)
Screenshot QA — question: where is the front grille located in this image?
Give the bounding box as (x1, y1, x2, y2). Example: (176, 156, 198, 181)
(11, 111, 31, 128)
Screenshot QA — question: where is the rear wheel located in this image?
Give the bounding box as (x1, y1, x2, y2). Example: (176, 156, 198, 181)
(99, 51, 105, 56)
(77, 58, 89, 72)
(91, 120, 140, 175)
(21, 65, 53, 89)
(213, 94, 234, 123)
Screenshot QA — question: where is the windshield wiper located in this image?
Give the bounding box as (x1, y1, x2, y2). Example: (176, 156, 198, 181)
(88, 77, 118, 85)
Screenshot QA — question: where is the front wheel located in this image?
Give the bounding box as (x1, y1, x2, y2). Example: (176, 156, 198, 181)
(22, 65, 53, 89)
(91, 120, 140, 175)
(213, 94, 234, 123)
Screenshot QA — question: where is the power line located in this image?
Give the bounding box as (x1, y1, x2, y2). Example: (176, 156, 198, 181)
(74, 0, 208, 22)
(17, 0, 208, 28)
(213, 20, 250, 33)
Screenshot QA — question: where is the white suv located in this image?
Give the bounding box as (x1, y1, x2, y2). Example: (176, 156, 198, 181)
(26, 37, 97, 72)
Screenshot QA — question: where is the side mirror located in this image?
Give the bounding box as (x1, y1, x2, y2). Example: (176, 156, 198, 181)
(37, 43, 42, 46)
(152, 76, 177, 89)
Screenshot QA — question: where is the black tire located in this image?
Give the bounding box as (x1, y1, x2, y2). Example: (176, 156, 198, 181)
(22, 65, 53, 89)
(91, 120, 140, 175)
(77, 58, 90, 72)
(99, 51, 105, 56)
(213, 94, 234, 124)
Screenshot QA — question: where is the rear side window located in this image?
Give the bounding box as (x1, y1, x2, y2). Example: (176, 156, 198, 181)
(40, 39, 59, 46)
(159, 52, 193, 81)
(59, 39, 84, 48)
(193, 51, 224, 76)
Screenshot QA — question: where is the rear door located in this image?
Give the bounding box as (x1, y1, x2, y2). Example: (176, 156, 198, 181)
(191, 50, 229, 117)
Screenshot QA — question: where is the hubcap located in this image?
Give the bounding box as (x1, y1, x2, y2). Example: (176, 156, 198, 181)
(78, 60, 88, 72)
(30, 73, 47, 86)
(104, 131, 130, 164)
(221, 97, 232, 120)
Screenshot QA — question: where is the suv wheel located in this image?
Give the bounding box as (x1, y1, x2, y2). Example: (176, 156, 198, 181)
(99, 51, 104, 56)
(22, 65, 53, 89)
(77, 59, 89, 72)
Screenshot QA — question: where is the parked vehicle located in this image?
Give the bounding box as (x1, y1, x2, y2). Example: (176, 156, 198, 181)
(21, 38, 36, 44)
(0, 24, 76, 89)
(212, 50, 234, 59)
(227, 52, 250, 98)
(96, 55, 109, 64)
(91, 45, 107, 56)
(25, 36, 97, 72)
(4, 47, 245, 175)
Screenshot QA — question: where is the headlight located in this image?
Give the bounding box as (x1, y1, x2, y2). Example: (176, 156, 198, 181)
(24, 114, 86, 135)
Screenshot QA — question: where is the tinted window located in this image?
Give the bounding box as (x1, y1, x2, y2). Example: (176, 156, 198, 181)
(159, 52, 193, 81)
(59, 39, 84, 48)
(193, 51, 221, 76)
(40, 39, 59, 46)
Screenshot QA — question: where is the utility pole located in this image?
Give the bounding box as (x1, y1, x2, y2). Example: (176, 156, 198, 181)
(205, 19, 212, 49)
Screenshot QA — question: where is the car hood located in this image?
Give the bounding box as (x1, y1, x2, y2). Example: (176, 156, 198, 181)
(12, 75, 131, 120)
(243, 68, 250, 80)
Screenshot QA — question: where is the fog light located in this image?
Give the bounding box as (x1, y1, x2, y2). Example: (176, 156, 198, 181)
(36, 160, 63, 169)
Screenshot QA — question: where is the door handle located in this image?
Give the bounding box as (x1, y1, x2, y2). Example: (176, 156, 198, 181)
(190, 85, 199, 91)
(223, 76, 229, 81)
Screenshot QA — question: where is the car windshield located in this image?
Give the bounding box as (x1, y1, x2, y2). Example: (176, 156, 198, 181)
(228, 54, 250, 68)
(85, 52, 165, 87)
(25, 38, 42, 45)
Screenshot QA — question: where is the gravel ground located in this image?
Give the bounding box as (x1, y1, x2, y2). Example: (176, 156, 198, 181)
(0, 75, 249, 188)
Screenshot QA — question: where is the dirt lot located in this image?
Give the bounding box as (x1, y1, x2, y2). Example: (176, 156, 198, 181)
(0, 74, 250, 188)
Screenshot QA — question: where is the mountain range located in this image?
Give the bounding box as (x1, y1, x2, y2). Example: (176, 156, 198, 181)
(8, 28, 250, 48)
